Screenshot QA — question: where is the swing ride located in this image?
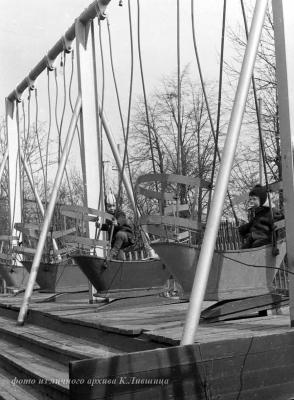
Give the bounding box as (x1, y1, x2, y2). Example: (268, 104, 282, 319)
(0, 0, 167, 299)
(1, 0, 294, 399)
(134, 0, 289, 313)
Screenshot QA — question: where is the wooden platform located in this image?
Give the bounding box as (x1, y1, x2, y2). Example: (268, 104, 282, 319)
(0, 292, 293, 399)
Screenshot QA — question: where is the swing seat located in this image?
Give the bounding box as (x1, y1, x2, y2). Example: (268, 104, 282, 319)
(152, 239, 287, 301)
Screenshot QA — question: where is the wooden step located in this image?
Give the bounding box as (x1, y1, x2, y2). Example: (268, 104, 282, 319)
(0, 367, 40, 400)
(0, 338, 68, 400)
(0, 302, 165, 352)
(0, 315, 122, 366)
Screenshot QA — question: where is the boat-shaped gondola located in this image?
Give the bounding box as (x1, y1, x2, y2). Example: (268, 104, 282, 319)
(152, 239, 287, 301)
(137, 173, 288, 301)
(13, 223, 88, 293)
(72, 253, 169, 297)
(60, 205, 170, 297)
(0, 235, 30, 293)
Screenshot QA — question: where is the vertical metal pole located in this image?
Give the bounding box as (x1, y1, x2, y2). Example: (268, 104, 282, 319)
(76, 18, 104, 302)
(17, 96, 81, 325)
(181, 0, 268, 345)
(272, 0, 294, 326)
(91, 20, 105, 221)
(5, 99, 22, 238)
(258, 98, 264, 185)
(99, 110, 136, 211)
(76, 18, 101, 240)
(21, 151, 45, 217)
(20, 151, 60, 257)
(101, 109, 157, 257)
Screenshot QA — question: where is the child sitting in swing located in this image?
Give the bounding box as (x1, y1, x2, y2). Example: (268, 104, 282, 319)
(97, 208, 134, 261)
(238, 184, 283, 249)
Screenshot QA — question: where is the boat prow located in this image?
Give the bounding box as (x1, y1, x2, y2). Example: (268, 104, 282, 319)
(22, 259, 89, 293)
(152, 240, 287, 301)
(72, 254, 169, 296)
(0, 262, 30, 293)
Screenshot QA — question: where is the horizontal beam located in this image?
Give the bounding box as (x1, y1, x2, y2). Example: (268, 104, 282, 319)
(7, 0, 111, 103)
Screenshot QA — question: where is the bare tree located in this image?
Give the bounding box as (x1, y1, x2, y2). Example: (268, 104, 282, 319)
(129, 70, 217, 218)
(226, 5, 280, 193)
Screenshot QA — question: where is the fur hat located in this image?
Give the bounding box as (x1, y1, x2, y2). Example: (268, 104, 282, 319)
(249, 184, 267, 206)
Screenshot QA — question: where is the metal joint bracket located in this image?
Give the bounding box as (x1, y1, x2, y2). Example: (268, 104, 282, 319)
(99, 11, 107, 20)
(46, 54, 56, 71)
(62, 35, 73, 53)
(13, 89, 22, 103)
(26, 77, 36, 91)
(95, 1, 106, 20)
(75, 18, 91, 49)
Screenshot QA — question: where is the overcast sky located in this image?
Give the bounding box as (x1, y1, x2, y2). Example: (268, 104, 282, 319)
(1, 0, 270, 189)
(0, 0, 246, 117)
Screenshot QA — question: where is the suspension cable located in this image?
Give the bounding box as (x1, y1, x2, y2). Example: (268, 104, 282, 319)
(59, 52, 67, 146)
(69, 50, 82, 151)
(21, 101, 26, 224)
(209, 0, 226, 209)
(106, 17, 126, 141)
(97, 19, 105, 211)
(34, 89, 46, 193)
(117, 0, 135, 207)
(191, 0, 238, 223)
(26, 90, 42, 223)
(240, 0, 277, 254)
(12, 103, 22, 237)
(54, 68, 61, 164)
(136, 0, 160, 213)
(177, 0, 182, 176)
(45, 69, 52, 207)
(54, 54, 74, 204)
(136, 0, 157, 179)
(240, 0, 269, 188)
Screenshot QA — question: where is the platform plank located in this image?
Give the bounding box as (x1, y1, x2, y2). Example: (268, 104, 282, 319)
(0, 294, 292, 348)
(1, 292, 294, 400)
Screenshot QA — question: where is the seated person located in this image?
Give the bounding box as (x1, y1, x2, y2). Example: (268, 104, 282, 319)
(238, 184, 283, 249)
(97, 210, 134, 260)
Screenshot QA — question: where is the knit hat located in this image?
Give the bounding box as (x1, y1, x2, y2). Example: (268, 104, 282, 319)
(249, 184, 267, 206)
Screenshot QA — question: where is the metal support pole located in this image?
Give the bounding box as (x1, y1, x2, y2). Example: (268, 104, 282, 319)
(76, 18, 103, 302)
(6, 99, 22, 236)
(258, 98, 264, 185)
(181, 0, 268, 345)
(76, 18, 101, 241)
(17, 95, 82, 325)
(272, 0, 294, 326)
(20, 151, 60, 257)
(99, 109, 136, 211)
(100, 108, 157, 257)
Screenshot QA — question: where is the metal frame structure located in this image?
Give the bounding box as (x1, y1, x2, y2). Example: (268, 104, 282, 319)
(4, 0, 111, 324)
(3, 0, 294, 335)
(272, 0, 294, 325)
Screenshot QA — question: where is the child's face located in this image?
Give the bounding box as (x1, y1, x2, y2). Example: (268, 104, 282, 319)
(107, 204, 116, 214)
(248, 195, 260, 208)
(117, 215, 126, 225)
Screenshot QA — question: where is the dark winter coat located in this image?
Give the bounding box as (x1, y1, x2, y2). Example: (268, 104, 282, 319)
(101, 220, 134, 247)
(238, 206, 283, 248)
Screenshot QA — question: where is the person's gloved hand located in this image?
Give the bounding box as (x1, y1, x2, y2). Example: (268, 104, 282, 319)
(95, 217, 101, 228)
